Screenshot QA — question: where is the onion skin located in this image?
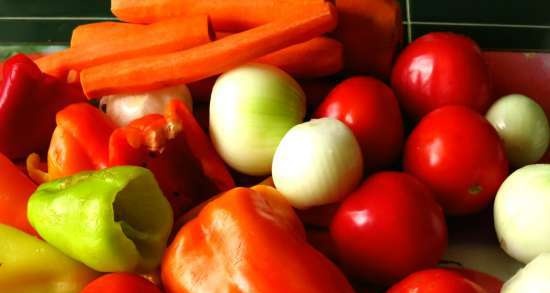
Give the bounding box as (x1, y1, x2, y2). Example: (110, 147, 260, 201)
(272, 118, 363, 209)
(502, 253, 550, 293)
(210, 63, 306, 176)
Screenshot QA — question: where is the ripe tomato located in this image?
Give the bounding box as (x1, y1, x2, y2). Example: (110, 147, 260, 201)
(449, 268, 503, 293)
(80, 273, 162, 293)
(391, 32, 492, 120)
(314, 76, 404, 172)
(404, 106, 508, 215)
(387, 269, 488, 293)
(330, 172, 447, 285)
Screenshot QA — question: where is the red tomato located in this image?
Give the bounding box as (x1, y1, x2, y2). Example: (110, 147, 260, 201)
(330, 172, 447, 285)
(403, 106, 508, 215)
(314, 76, 404, 172)
(449, 268, 503, 293)
(80, 273, 162, 293)
(391, 32, 492, 120)
(387, 269, 488, 293)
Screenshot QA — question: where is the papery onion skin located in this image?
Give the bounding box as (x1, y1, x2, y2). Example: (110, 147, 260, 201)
(272, 118, 363, 209)
(209, 63, 306, 176)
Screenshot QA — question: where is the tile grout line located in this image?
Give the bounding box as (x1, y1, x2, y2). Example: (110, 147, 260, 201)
(405, 0, 412, 43)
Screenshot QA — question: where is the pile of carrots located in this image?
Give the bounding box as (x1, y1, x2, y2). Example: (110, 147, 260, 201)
(34, 0, 401, 100)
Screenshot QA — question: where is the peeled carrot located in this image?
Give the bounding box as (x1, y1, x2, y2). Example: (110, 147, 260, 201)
(81, 2, 338, 98)
(70, 21, 143, 48)
(257, 37, 343, 78)
(35, 15, 213, 78)
(334, 0, 402, 78)
(111, 0, 327, 31)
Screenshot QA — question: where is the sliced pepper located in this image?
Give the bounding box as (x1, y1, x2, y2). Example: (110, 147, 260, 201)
(0, 223, 99, 293)
(0, 54, 86, 160)
(27, 166, 173, 273)
(109, 99, 234, 216)
(161, 185, 356, 293)
(0, 152, 37, 236)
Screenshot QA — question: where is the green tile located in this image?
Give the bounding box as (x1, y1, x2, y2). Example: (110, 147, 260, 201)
(411, 24, 550, 51)
(0, 20, 97, 43)
(0, 0, 111, 17)
(410, 0, 549, 26)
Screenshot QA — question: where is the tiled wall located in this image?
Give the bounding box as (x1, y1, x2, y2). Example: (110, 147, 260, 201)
(0, 0, 549, 52)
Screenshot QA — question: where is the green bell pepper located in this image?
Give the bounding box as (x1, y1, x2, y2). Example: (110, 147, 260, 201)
(0, 224, 99, 293)
(27, 166, 173, 273)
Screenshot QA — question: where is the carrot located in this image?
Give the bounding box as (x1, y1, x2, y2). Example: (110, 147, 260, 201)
(35, 15, 213, 79)
(334, 0, 402, 78)
(111, 0, 327, 31)
(81, 2, 338, 98)
(70, 21, 143, 48)
(257, 37, 343, 78)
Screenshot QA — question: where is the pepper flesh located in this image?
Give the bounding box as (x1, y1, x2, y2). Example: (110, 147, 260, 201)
(0, 224, 99, 293)
(109, 99, 234, 216)
(0, 54, 86, 160)
(27, 166, 173, 273)
(161, 185, 355, 293)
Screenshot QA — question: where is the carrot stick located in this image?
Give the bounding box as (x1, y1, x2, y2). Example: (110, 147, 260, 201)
(334, 0, 402, 78)
(111, 0, 327, 31)
(81, 2, 338, 98)
(257, 37, 343, 78)
(35, 15, 213, 79)
(70, 21, 144, 48)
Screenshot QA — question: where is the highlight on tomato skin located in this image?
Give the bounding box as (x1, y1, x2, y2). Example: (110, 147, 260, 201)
(386, 269, 489, 293)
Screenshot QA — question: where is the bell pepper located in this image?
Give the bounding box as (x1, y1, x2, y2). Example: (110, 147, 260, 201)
(0, 54, 86, 160)
(161, 185, 356, 293)
(27, 166, 173, 273)
(0, 152, 37, 235)
(80, 273, 162, 293)
(0, 223, 99, 293)
(109, 99, 234, 216)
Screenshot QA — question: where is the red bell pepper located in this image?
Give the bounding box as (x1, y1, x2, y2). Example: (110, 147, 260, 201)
(0, 152, 38, 236)
(109, 99, 234, 216)
(0, 54, 86, 160)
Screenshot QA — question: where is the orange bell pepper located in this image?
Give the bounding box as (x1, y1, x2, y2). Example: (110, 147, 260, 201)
(0, 152, 38, 235)
(162, 185, 356, 293)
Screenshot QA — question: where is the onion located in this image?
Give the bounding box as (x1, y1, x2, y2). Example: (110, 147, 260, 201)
(486, 94, 549, 167)
(100, 85, 192, 127)
(502, 253, 550, 293)
(210, 64, 306, 176)
(272, 118, 363, 209)
(494, 164, 550, 264)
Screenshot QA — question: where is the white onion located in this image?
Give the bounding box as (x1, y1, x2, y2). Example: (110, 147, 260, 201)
(494, 164, 550, 264)
(502, 253, 550, 293)
(272, 118, 363, 209)
(100, 85, 192, 126)
(486, 94, 549, 167)
(209, 64, 306, 176)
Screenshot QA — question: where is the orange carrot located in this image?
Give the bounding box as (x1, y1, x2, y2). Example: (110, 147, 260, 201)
(334, 0, 402, 78)
(35, 15, 213, 79)
(257, 37, 342, 78)
(70, 21, 144, 48)
(111, 0, 327, 31)
(81, 2, 338, 98)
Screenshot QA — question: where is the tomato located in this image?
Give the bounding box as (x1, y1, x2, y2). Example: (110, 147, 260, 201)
(404, 106, 508, 215)
(449, 268, 503, 293)
(387, 269, 488, 293)
(391, 32, 492, 120)
(330, 172, 447, 285)
(314, 76, 404, 172)
(80, 273, 162, 293)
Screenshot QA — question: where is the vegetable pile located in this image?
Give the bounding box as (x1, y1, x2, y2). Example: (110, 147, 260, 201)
(1, 0, 550, 292)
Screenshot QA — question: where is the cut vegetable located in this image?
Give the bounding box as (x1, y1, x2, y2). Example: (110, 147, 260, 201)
(36, 15, 213, 79)
(272, 118, 363, 209)
(111, 0, 327, 31)
(100, 84, 192, 127)
(81, 2, 338, 98)
(70, 21, 144, 48)
(210, 64, 306, 176)
(334, 0, 402, 77)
